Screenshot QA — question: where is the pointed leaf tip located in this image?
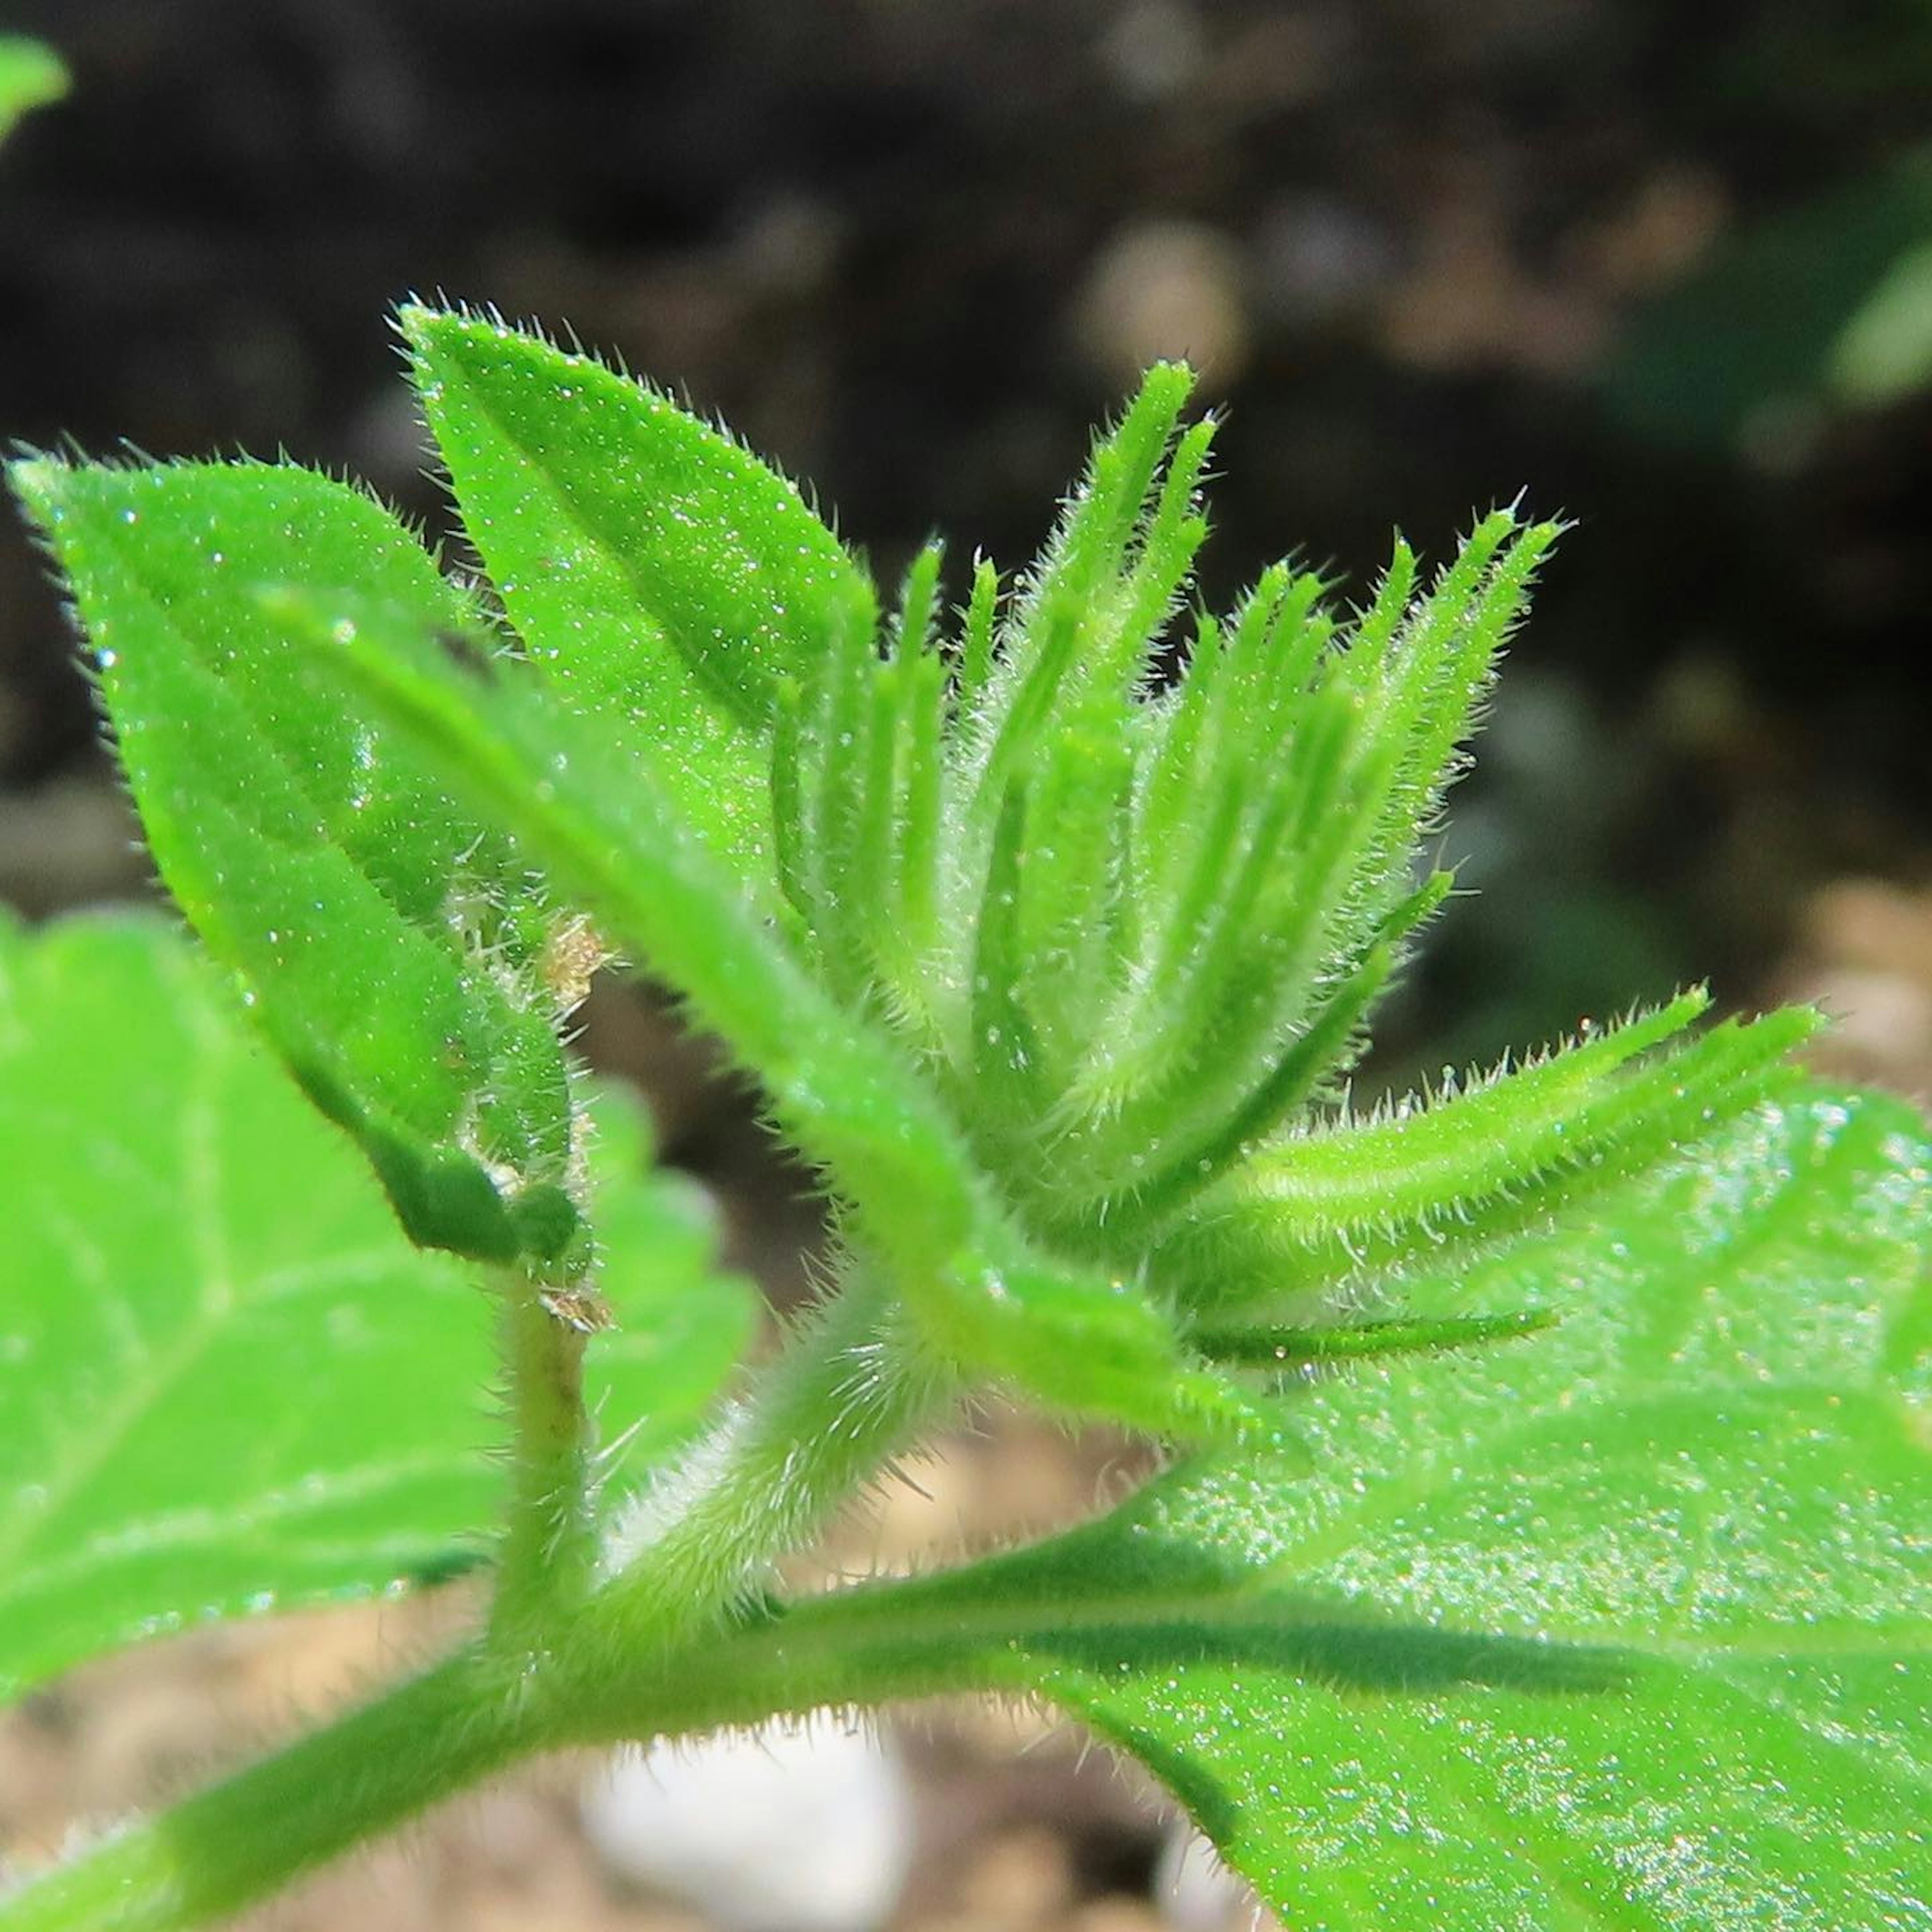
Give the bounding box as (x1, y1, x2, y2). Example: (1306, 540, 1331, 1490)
(402, 301, 877, 899)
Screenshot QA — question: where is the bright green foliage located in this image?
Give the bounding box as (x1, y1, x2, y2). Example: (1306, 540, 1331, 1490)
(277, 337, 1580, 1427)
(754, 1088, 1930, 1930)
(1158, 989, 1822, 1310)
(0, 912, 756, 1700)
(403, 305, 876, 888)
(776, 378, 1561, 1267)
(10, 460, 579, 1263)
(774, 382, 1563, 1267)
(268, 584, 1243, 1442)
(3, 306, 1924, 1932)
(0, 36, 64, 144)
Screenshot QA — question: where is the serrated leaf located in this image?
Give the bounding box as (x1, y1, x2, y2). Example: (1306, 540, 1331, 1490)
(10, 457, 576, 1262)
(280, 587, 1246, 1441)
(779, 1090, 1930, 1930)
(0, 915, 756, 1701)
(402, 304, 877, 889)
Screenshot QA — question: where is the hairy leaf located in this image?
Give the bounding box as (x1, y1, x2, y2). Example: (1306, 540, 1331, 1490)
(279, 588, 1248, 1441)
(10, 458, 577, 1262)
(403, 304, 876, 891)
(769, 1090, 1931, 1931)
(1157, 992, 1822, 1312)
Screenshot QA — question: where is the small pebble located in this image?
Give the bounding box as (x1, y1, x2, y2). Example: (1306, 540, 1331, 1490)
(581, 1720, 913, 1932)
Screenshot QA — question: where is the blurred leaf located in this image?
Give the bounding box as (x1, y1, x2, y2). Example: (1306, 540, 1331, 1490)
(0, 912, 499, 1699)
(1608, 151, 1932, 448)
(575, 1081, 761, 1478)
(0, 915, 755, 1701)
(0, 37, 65, 144)
(1831, 236, 1932, 403)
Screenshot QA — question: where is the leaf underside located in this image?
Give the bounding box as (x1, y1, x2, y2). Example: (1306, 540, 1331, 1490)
(0, 914, 754, 1702)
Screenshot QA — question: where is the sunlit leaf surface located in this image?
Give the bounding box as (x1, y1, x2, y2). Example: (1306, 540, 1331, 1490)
(404, 303, 876, 890)
(284, 586, 1244, 1443)
(814, 1091, 1930, 1930)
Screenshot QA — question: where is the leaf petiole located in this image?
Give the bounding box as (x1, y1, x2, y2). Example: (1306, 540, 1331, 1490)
(488, 1266, 599, 1655)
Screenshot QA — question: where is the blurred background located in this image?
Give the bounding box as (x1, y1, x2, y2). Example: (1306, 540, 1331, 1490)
(2, 2, 1929, 1927)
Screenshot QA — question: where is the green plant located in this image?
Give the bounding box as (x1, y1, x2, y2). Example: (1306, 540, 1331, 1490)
(0, 36, 65, 146)
(2, 306, 1925, 1931)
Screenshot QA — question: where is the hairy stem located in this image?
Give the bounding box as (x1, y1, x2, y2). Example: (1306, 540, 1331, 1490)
(489, 1269, 595, 1654)
(0, 1578, 1010, 1932)
(579, 1253, 956, 1663)
(0, 1650, 548, 1932)
(561, 1589, 1028, 1742)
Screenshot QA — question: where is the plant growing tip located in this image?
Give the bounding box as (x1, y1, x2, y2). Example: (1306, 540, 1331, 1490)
(3, 305, 1924, 1932)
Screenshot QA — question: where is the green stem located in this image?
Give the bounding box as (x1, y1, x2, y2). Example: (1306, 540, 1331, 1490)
(560, 1589, 1027, 1743)
(578, 1254, 956, 1664)
(489, 1269, 595, 1653)
(0, 1265, 956, 1932)
(0, 1585, 1016, 1932)
(0, 1650, 551, 1932)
